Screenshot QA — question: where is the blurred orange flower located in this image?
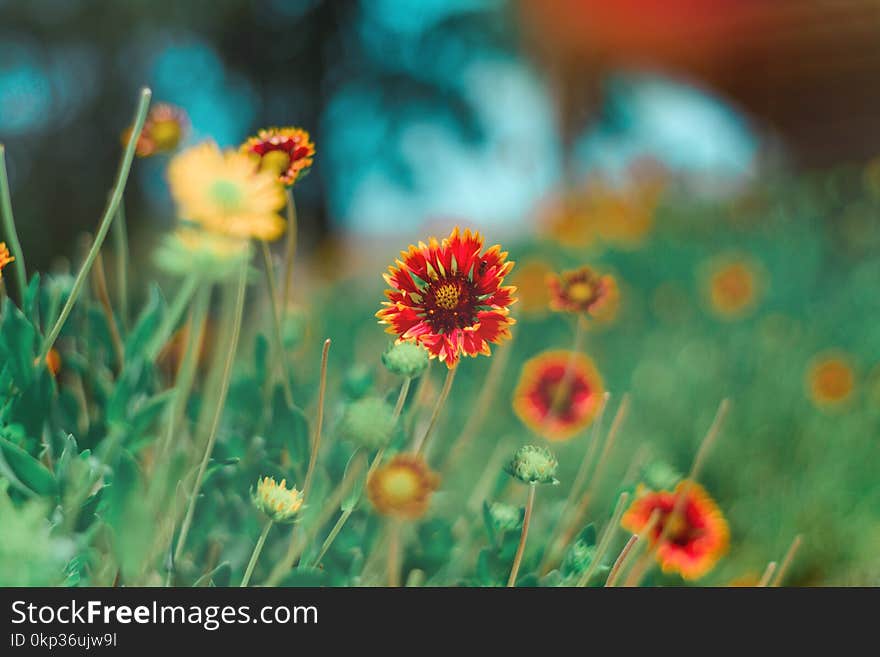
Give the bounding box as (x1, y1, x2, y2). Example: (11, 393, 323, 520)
(513, 350, 605, 441)
(622, 481, 729, 580)
(0, 242, 14, 278)
(807, 353, 855, 407)
(548, 266, 619, 321)
(367, 454, 440, 519)
(542, 177, 659, 250)
(123, 103, 188, 158)
(704, 255, 762, 319)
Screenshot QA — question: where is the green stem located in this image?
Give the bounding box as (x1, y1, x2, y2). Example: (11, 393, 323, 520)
(577, 491, 629, 587)
(240, 520, 274, 587)
(146, 274, 199, 361)
(174, 262, 247, 564)
(39, 87, 152, 360)
(507, 482, 536, 587)
(0, 144, 27, 303)
(281, 189, 297, 311)
(309, 379, 410, 569)
(264, 337, 331, 584)
(312, 508, 352, 568)
(414, 364, 457, 457)
(112, 203, 130, 328)
(156, 284, 211, 461)
(260, 240, 295, 407)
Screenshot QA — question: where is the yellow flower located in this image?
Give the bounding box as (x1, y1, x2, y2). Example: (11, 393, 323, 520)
(168, 142, 286, 241)
(807, 353, 855, 408)
(252, 476, 304, 523)
(0, 242, 15, 278)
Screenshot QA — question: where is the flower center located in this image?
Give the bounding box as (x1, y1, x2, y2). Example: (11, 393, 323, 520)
(434, 283, 461, 310)
(383, 469, 419, 502)
(209, 180, 244, 210)
(260, 149, 292, 176)
(568, 281, 595, 303)
(150, 120, 182, 149)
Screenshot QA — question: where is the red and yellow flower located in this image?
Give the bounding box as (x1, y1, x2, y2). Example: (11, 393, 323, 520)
(622, 481, 729, 580)
(240, 127, 315, 187)
(123, 103, 188, 158)
(807, 353, 855, 407)
(377, 227, 516, 367)
(513, 350, 605, 441)
(548, 266, 618, 321)
(0, 242, 14, 278)
(367, 454, 440, 519)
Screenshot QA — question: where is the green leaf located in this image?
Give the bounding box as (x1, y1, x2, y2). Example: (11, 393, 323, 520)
(0, 435, 57, 496)
(22, 273, 41, 327)
(0, 297, 39, 388)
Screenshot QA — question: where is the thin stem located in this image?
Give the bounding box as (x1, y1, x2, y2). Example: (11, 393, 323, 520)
(281, 188, 297, 311)
(688, 398, 730, 481)
(312, 508, 353, 568)
(260, 240, 295, 407)
(174, 262, 247, 564)
(112, 203, 129, 328)
(0, 144, 27, 303)
(91, 251, 125, 369)
(658, 399, 730, 547)
(392, 377, 411, 422)
(311, 445, 390, 569)
(757, 562, 777, 587)
(548, 395, 629, 571)
(414, 364, 457, 457)
(267, 338, 331, 583)
(605, 534, 639, 587)
(547, 315, 587, 420)
(40, 87, 152, 360)
(771, 535, 802, 587)
(577, 491, 629, 587)
(302, 338, 331, 501)
(309, 377, 414, 568)
(605, 509, 660, 587)
(156, 284, 211, 462)
(539, 392, 610, 574)
(387, 520, 403, 587)
(146, 273, 199, 361)
(441, 338, 512, 471)
(507, 482, 537, 587)
(240, 520, 273, 587)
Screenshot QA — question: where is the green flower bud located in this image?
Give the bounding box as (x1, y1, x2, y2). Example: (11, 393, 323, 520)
(505, 445, 559, 485)
(251, 476, 304, 523)
(642, 460, 682, 491)
(489, 502, 523, 534)
(382, 342, 429, 378)
(337, 396, 395, 449)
